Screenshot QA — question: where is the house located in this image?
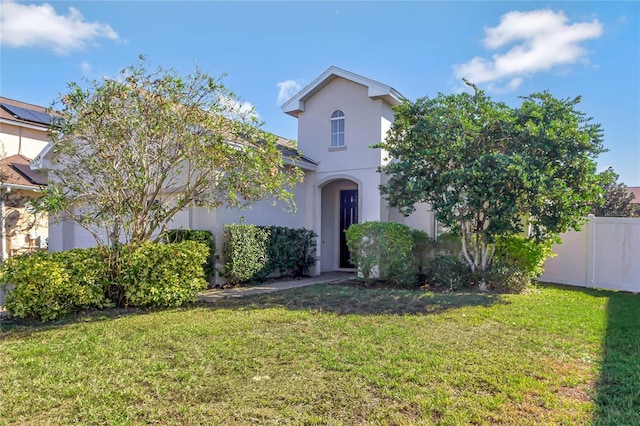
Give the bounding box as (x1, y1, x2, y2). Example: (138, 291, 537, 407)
(628, 187, 640, 204)
(34, 67, 436, 278)
(628, 186, 640, 217)
(0, 97, 51, 260)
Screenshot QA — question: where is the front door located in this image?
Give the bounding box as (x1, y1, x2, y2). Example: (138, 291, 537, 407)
(339, 189, 358, 268)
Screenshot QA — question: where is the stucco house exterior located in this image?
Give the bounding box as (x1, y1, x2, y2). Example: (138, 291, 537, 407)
(33, 67, 436, 278)
(0, 97, 51, 260)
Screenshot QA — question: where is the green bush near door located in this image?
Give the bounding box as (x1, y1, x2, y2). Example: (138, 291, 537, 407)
(345, 221, 418, 288)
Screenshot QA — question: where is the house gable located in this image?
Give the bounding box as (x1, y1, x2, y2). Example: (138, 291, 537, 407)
(281, 66, 402, 117)
(282, 68, 403, 175)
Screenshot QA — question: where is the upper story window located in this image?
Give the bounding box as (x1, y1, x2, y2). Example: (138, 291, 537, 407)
(330, 110, 345, 147)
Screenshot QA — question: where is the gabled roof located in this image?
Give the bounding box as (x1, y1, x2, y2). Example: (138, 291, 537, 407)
(281, 66, 404, 118)
(0, 154, 48, 190)
(33, 135, 318, 172)
(0, 96, 53, 129)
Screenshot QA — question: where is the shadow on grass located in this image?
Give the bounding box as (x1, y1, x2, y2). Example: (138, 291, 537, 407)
(1, 283, 503, 335)
(0, 305, 180, 337)
(594, 290, 640, 425)
(200, 283, 505, 316)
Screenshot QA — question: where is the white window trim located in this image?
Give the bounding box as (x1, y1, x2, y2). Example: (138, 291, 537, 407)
(330, 110, 345, 148)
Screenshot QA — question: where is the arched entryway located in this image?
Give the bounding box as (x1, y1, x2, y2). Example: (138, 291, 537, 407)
(318, 177, 360, 272)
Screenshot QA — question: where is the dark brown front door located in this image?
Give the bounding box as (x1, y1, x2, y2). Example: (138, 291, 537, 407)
(339, 189, 358, 268)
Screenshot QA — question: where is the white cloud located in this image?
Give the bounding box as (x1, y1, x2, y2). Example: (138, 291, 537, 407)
(453, 10, 603, 92)
(0, 0, 119, 55)
(80, 61, 92, 75)
(218, 95, 259, 120)
(277, 80, 302, 104)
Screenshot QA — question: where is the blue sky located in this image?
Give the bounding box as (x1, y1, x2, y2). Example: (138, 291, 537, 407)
(1, 1, 638, 185)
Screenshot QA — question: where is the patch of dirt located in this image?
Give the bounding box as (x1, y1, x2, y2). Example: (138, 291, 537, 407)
(555, 383, 593, 402)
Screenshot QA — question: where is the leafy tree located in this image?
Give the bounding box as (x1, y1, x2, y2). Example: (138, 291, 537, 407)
(376, 82, 605, 272)
(39, 58, 303, 247)
(590, 167, 637, 217)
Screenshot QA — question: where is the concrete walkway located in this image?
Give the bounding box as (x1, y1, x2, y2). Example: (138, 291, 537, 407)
(198, 271, 355, 302)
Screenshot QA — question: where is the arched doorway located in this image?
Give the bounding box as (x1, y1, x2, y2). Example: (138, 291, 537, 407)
(319, 178, 359, 272)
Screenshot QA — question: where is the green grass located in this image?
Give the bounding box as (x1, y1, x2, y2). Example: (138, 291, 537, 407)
(1, 283, 638, 425)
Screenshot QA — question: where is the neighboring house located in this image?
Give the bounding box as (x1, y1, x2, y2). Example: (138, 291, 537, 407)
(628, 186, 640, 217)
(34, 67, 435, 278)
(0, 97, 51, 159)
(628, 187, 640, 204)
(0, 97, 52, 260)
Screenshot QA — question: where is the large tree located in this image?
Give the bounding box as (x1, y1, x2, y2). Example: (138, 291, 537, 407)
(590, 167, 637, 217)
(376, 83, 606, 272)
(40, 59, 303, 247)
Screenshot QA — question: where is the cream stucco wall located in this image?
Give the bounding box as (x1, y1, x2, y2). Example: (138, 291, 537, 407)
(0, 121, 49, 158)
(292, 76, 438, 272)
(296, 77, 389, 174)
(293, 77, 401, 273)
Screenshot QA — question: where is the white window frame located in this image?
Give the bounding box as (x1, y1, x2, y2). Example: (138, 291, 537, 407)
(330, 110, 345, 148)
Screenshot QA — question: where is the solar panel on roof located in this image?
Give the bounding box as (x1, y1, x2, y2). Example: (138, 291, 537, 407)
(0, 103, 52, 126)
(10, 163, 48, 185)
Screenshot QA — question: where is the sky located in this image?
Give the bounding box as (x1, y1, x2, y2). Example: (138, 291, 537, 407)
(1, 0, 638, 186)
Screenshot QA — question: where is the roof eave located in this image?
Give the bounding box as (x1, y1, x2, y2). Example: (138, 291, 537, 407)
(281, 66, 404, 117)
(283, 155, 317, 171)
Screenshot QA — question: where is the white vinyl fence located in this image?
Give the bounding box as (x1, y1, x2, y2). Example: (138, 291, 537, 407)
(539, 216, 640, 293)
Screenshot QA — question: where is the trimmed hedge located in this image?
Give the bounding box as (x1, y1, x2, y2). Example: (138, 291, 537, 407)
(120, 240, 209, 307)
(222, 224, 317, 285)
(345, 221, 418, 288)
(0, 248, 111, 321)
(221, 224, 269, 285)
(161, 229, 215, 279)
(256, 226, 317, 281)
(1, 241, 209, 321)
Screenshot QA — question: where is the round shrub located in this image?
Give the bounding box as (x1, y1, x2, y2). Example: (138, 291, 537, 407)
(1, 249, 109, 321)
(494, 235, 555, 277)
(424, 255, 470, 291)
(161, 229, 216, 280)
(120, 240, 209, 307)
(483, 262, 532, 293)
(346, 221, 418, 288)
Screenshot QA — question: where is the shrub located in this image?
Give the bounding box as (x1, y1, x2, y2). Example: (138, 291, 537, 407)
(423, 255, 470, 291)
(161, 229, 216, 279)
(483, 262, 532, 293)
(120, 240, 208, 307)
(221, 224, 269, 285)
(346, 222, 417, 288)
(433, 232, 462, 257)
(255, 226, 317, 280)
(411, 229, 433, 275)
(494, 235, 556, 277)
(0, 248, 110, 321)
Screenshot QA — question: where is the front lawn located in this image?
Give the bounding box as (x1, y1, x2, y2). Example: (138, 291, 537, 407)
(1, 283, 638, 425)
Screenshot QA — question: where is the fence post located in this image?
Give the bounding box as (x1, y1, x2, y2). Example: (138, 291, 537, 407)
(585, 215, 596, 287)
